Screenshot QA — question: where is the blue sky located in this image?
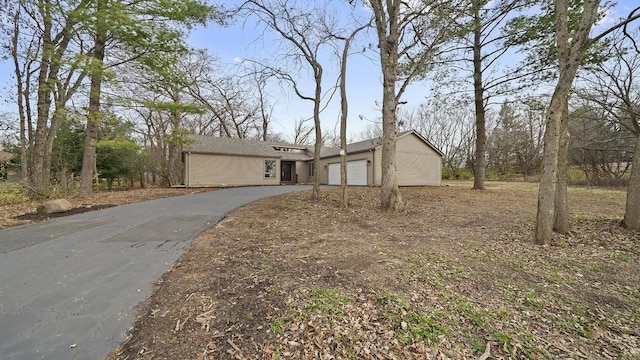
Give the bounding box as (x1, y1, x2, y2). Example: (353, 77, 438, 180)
(185, 1, 390, 139)
(1, 0, 638, 142)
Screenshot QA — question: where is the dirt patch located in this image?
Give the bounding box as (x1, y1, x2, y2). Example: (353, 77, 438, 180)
(103, 183, 639, 359)
(0, 187, 216, 228)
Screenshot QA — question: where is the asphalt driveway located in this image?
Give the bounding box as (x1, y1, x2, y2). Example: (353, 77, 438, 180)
(0, 185, 309, 360)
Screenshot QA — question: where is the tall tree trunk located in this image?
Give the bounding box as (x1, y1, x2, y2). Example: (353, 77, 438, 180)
(79, 0, 106, 197)
(534, 0, 599, 244)
(43, 106, 65, 183)
(535, 93, 563, 244)
(312, 68, 323, 201)
(11, 10, 29, 181)
(554, 102, 570, 234)
(337, 25, 366, 207)
(32, 3, 54, 194)
(624, 134, 640, 231)
(32, 0, 78, 194)
(380, 83, 402, 210)
(25, 63, 35, 157)
(167, 91, 184, 186)
(472, 0, 486, 190)
(261, 100, 268, 141)
(377, 9, 402, 210)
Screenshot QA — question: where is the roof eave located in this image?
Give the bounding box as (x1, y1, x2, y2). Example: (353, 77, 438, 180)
(319, 148, 373, 159)
(185, 150, 282, 159)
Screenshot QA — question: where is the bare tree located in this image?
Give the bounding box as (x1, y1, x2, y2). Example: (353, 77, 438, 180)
(239, 0, 336, 200)
(291, 118, 314, 145)
(486, 100, 545, 180)
(356, 121, 383, 141)
(4, 4, 37, 180)
(244, 65, 277, 141)
(568, 107, 634, 183)
(333, 20, 370, 208)
(402, 99, 475, 171)
(575, 29, 640, 230)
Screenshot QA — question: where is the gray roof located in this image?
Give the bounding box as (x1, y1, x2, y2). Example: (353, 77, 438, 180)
(185, 135, 313, 160)
(185, 130, 442, 160)
(186, 135, 278, 157)
(319, 137, 383, 158)
(319, 130, 443, 158)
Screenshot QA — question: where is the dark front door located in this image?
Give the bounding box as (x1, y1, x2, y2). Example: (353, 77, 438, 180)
(281, 162, 293, 182)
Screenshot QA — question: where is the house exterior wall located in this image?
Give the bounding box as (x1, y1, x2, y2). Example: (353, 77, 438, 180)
(318, 152, 375, 186)
(185, 153, 280, 187)
(183, 131, 442, 187)
(373, 148, 382, 186)
(396, 133, 442, 186)
(295, 161, 311, 184)
(371, 133, 442, 186)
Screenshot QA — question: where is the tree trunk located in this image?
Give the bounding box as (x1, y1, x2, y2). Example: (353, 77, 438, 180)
(311, 67, 323, 201)
(535, 76, 577, 244)
(261, 101, 268, 141)
(554, 102, 570, 234)
(380, 70, 402, 210)
(624, 133, 640, 231)
(25, 62, 35, 160)
(312, 137, 321, 200)
(378, 26, 402, 210)
(534, 0, 599, 244)
(472, 0, 486, 190)
(43, 106, 65, 183)
(338, 27, 364, 208)
(79, 0, 106, 197)
(31, 0, 78, 195)
(11, 10, 29, 181)
(535, 95, 562, 244)
(32, 16, 54, 194)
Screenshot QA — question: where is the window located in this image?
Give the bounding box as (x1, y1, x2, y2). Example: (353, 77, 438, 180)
(264, 160, 276, 178)
(308, 162, 314, 177)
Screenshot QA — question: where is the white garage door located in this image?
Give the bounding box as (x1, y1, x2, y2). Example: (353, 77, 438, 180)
(328, 163, 341, 185)
(327, 160, 367, 186)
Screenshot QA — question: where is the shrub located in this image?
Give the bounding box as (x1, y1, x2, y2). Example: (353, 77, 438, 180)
(442, 167, 473, 180)
(0, 182, 30, 205)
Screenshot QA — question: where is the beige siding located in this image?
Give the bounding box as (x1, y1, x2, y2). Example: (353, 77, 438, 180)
(186, 153, 280, 187)
(371, 133, 442, 186)
(396, 133, 442, 186)
(318, 152, 374, 185)
(184, 152, 190, 186)
(373, 148, 382, 186)
(295, 161, 311, 184)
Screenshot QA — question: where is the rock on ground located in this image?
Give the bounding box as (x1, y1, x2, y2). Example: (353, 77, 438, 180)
(37, 199, 73, 214)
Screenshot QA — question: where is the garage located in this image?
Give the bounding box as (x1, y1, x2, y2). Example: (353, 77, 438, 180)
(327, 160, 368, 186)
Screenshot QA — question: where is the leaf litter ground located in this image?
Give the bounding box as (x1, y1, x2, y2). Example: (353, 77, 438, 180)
(101, 182, 639, 359)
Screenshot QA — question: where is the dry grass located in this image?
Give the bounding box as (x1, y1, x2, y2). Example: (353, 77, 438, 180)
(102, 182, 638, 359)
(0, 186, 215, 228)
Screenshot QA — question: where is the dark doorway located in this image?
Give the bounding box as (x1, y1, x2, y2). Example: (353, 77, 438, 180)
(281, 162, 294, 183)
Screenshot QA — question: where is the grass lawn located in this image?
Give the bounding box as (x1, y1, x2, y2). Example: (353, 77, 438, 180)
(108, 182, 639, 360)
